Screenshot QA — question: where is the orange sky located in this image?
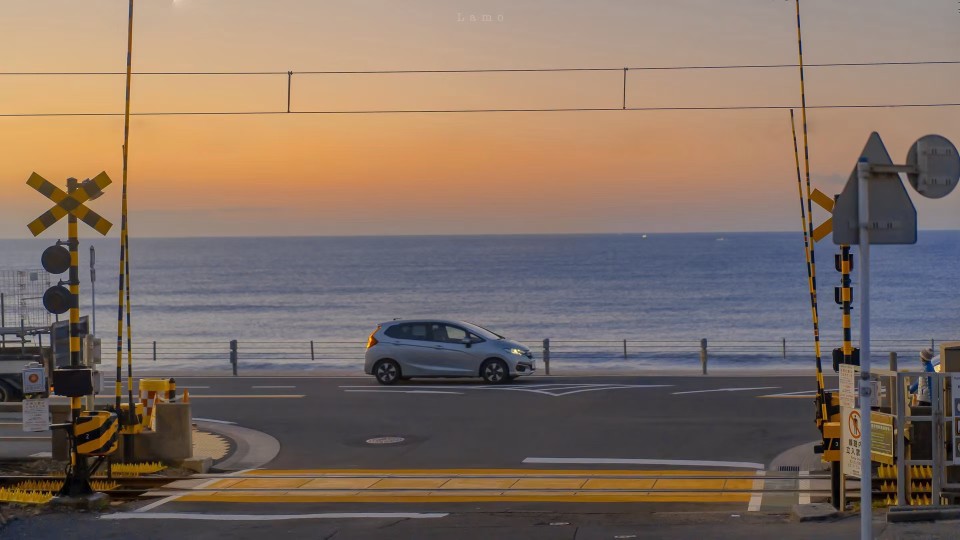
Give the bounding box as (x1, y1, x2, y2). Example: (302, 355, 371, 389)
(1, 0, 959, 238)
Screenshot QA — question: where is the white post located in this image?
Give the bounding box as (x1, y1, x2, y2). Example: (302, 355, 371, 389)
(857, 158, 872, 540)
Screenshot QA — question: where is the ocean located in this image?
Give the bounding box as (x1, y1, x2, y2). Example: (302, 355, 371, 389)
(1, 232, 957, 371)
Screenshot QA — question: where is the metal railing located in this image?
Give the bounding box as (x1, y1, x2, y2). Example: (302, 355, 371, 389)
(40, 336, 953, 375)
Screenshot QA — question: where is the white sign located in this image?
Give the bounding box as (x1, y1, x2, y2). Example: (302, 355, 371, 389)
(842, 406, 863, 479)
(22, 398, 50, 432)
(840, 364, 857, 409)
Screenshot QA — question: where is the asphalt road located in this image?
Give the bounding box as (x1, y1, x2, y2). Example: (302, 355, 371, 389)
(5, 373, 862, 540)
(175, 374, 834, 470)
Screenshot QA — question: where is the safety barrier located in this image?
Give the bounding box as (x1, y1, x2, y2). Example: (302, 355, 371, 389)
(45, 336, 950, 375)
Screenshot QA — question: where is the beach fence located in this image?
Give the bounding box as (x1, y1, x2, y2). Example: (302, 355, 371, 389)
(92, 337, 954, 375)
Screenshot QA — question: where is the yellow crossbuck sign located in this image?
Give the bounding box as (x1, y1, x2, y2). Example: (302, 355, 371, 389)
(26, 172, 113, 236)
(810, 188, 834, 243)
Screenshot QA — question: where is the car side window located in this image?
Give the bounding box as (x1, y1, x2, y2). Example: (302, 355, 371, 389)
(384, 325, 404, 339)
(385, 323, 429, 341)
(444, 325, 467, 343)
(408, 324, 428, 340)
(429, 323, 448, 343)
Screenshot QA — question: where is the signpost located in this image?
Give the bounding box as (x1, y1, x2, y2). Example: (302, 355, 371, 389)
(831, 132, 960, 540)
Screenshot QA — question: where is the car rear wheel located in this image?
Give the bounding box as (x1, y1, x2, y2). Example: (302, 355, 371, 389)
(481, 359, 509, 384)
(374, 359, 401, 385)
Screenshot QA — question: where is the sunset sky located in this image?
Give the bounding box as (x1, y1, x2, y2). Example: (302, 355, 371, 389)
(1, 0, 958, 238)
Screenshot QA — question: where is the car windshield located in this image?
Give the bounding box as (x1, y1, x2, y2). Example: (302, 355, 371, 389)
(461, 321, 505, 340)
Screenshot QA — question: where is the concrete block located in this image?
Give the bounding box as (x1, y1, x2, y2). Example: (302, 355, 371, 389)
(132, 403, 193, 463)
(180, 456, 212, 474)
(792, 503, 840, 522)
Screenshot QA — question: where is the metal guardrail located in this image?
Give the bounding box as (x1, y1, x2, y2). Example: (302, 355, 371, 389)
(3, 336, 938, 375)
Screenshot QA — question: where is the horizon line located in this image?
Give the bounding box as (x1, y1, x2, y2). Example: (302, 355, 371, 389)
(2, 228, 959, 241)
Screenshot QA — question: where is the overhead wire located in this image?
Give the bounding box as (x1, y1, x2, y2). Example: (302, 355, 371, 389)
(1, 59, 959, 76)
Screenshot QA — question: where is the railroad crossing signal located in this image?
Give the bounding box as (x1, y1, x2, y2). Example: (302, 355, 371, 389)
(26, 172, 113, 237)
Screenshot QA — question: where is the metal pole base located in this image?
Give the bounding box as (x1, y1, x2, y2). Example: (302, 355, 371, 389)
(50, 491, 111, 511)
(831, 461, 842, 509)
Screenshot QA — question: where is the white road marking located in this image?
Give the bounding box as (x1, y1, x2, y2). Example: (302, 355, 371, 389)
(799, 470, 811, 505)
(103, 512, 449, 521)
(135, 468, 259, 514)
(523, 457, 765, 470)
(340, 383, 672, 397)
(344, 390, 463, 395)
(251, 385, 296, 389)
(671, 386, 780, 396)
(748, 471, 766, 511)
(758, 388, 839, 398)
(193, 418, 237, 425)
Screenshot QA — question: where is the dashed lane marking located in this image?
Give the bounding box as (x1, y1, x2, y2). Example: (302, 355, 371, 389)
(671, 386, 779, 396)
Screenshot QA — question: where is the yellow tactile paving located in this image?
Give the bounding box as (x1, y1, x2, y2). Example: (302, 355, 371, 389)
(301, 478, 379, 490)
(582, 478, 657, 490)
(440, 478, 519, 490)
(207, 479, 243, 489)
(231, 479, 312, 489)
(371, 478, 450, 489)
(170, 469, 761, 504)
(512, 478, 588, 490)
(652, 478, 727, 490)
(192, 429, 230, 461)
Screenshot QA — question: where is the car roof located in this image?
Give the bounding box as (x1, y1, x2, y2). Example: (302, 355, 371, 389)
(377, 320, 506, 341)
(379, 319, 467, 327)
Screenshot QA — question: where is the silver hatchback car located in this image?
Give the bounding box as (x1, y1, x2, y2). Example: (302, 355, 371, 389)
(364, 319, 535, 385)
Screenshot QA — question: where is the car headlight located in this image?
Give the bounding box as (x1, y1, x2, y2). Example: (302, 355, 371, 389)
(504, 348, 527, 356)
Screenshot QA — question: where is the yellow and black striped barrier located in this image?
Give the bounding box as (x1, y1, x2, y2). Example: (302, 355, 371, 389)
(75, 410, 119, 456)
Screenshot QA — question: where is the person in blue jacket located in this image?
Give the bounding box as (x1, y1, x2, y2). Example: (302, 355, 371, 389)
(908, 348, 936, 406)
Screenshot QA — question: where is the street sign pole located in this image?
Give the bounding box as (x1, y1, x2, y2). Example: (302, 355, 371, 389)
(856, 158, 872, 539)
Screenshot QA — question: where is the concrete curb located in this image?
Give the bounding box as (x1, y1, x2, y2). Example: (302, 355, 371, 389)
(887, 505, 960, 523)
(193, 420, 280, 472)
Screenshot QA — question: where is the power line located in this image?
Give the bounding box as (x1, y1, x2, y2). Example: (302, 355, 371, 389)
(1, 60, 960, 76)
(3, 103, 960, 118)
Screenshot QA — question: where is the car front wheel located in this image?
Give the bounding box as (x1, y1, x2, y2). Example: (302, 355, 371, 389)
(374, 359, 401, 385)
(481, 359, 509, 384)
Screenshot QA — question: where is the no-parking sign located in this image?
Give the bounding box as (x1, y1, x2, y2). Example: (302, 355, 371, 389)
(21, 363, 46, 395)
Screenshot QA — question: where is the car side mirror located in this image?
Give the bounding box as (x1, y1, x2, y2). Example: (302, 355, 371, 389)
(460, 338, 473, 348)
